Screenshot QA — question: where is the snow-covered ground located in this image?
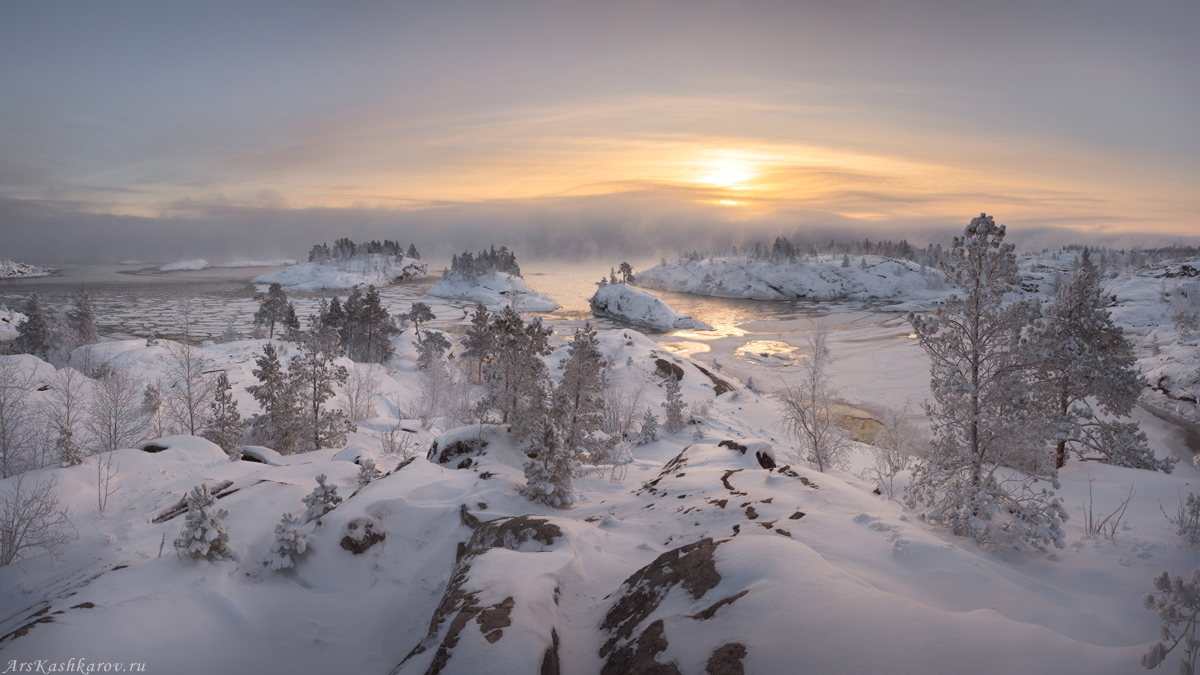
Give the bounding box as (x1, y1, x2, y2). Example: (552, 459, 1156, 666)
(634, 254, 949, 306)
(427, 271, 560, 311)
(159, 259, 210, 272)
(0, 259, 54, 279)
(251, 256, 428, 291)
(0, 322, 1195, 674)
(589, 282, 712, 331)
(213, 259, 297, 268)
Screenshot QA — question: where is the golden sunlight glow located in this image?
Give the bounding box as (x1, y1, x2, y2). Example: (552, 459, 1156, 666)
(697, 154, 757, 187)
(717, 199, 741, 206)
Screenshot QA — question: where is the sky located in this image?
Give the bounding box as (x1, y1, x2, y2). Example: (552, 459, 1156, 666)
(1, 0, 1198, 262)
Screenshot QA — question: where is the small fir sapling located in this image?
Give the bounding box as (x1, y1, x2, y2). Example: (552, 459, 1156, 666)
(357, 458, 380, 486)
(521, 420, 578, 508)
(302, 474, 342, 523)
(57, 426, 83, 467)
(173, 484, 232, 561)
(263, 512, 308, 571)
(1143, 567, 1200, 674)
(662, 372, 686, 433)
(637, 408, 660, 445)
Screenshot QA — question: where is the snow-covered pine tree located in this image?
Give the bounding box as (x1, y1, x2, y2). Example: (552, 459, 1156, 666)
(553, 323, 607, 463)
(202, 372, 247, 460)
(1025, 249, 1171, 471)
(905, 214, 1067, 551)
(662, 372, 686, 433)
(357, 458, 380, 486)
(480, 306, 554, 435)
(842, 253, 850, 267)
(290, 327, 354, 453)
(219, 318, 241, 343)
(302, 474, 342, 523)
(142, 382, 165, 439)
(67, 283, 99, 346)
(460, 303, 493, 383)
(859, 256, 868, 270)
(252, 283, 289, 340)
(347, 285, 395, 363)
(282, 302, 301, 342)
(520, 420, 578, 508)
(264, 512, 308, 571)
(416, 330, 452, 371)
(406, 243, 421, 260)
(638, 408, 659, 445)
(1142, 566, 1200, 673)
(57, 426, 83, 467)
(13, 294, 51, 359)
(246, 343, 301, 455)
(173, 483, 232, 561)
(406, 301, 435, 336)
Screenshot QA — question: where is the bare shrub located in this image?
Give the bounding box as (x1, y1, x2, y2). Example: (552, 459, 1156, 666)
(86, 367, 146, 454)
(776, 324, 849, 472)
(0, 360, 36, 478)
(343, 365, 381, 422)
(0, 473, 72, 565)
(1081, 480, 1134, 541)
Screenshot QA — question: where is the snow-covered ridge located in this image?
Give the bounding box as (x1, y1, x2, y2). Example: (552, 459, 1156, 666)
(0, 259, 54, 279)
(0, 305, 28, 341)
(213, 259, 297, 268)
(251, 255, 428, 291)
(634, 254, 947, 304)
(427, 270, 560, 311)
(589, 282, 713, 331)
(159, 259, 210, 272)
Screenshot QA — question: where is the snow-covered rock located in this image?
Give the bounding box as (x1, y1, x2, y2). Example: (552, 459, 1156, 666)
(635, 254, 948, 303)
(159, 259, 210, 272)
(0, 305, 27, 342)
(427, 271, 559, 311)
(589, 282, 713, 331)
(0, 259, 53, 279)
(251, 255, 428, 290)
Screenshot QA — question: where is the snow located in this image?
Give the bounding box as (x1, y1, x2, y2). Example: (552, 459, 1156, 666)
(159, 259, 210, 272)
(0, 305, 27, 342)
(0, 281, 1197, 674)
(213, 259, 297, 268)
(250, 256, 428, 290)
(0, 259, 54, 279)
(589, 282, 713, 331)
(427, 271, 560, 311)
(634, 254, 949, 303)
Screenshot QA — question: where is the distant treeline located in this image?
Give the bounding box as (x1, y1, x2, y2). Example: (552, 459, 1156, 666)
(308, 238, 421, 264)
(446, 245, 522, 283)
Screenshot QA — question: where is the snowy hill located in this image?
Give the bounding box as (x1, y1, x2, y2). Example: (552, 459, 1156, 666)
(589, 282, 712, 331)
(0, 326, 1192, 674)
(159, 259, 210, 271)
(634, 254, 948, 305)
(427, 271, 559, 311)
(251, 255, 428, 291)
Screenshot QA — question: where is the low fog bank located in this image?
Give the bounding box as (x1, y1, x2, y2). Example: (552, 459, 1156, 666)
(0, 195, 1189, 266)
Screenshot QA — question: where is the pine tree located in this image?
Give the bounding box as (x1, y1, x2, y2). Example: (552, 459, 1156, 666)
(202, 372, 247, 460)
(460, 303, 493, 383)
(347, 285, 395, 363)
(480, 307, 553, 434)
(302, 474, 342, 523)
(406, 243, 420, 260)
(406, 301, 436, 335)
(859, 256, 868, 270)
(57, 426, 83, 467)
(553, 323, 607, 463)
(290, 328, 354, 453)
(263, 512, 308, 571)
(841, 253, 850, 267)
(638, 408, 660, 445)
(520, 420, 578, 508)
(282, 302, 301, 342)
(174, 483, 232, 560)
(1026, 249, 1170, 471)
(67, 283, 99, 346)
(357, 458, 380, 486)
(662, 372, 686, 433)
(905, 214, 1066, 550)
(253, 283, 289, 340)
(246, 343, 301, 455)
(618, 262, 635, 284)
(14, 294, 51, 359)
(416, 330, 452, 371)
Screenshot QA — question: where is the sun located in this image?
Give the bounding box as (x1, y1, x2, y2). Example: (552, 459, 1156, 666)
(700, 157, 755, 188)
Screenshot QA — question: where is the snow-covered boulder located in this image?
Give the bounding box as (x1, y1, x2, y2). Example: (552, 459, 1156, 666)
(160, 259, 210, 271)
(137, 435, 231, 464)
(427, 271, 559, 311)
(589, 283, 713, 331)
(0, 305, 28, 342)
(251, 255, 428, 291)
